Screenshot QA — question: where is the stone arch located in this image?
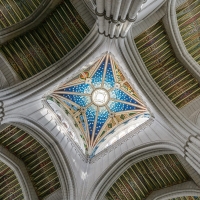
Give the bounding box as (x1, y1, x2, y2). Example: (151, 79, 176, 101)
(146, 181, 200, 200)
(86, 141, 186, 200)
(0, 146, 38, 200)
(0, 117, 77, 200)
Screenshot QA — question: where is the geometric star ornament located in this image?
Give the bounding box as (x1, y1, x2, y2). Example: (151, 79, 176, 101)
(46, 53, 148, 155)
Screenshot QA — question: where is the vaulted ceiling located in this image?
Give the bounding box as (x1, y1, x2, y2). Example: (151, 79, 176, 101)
(135, 20, 200, 108)
(177, 0, 200, 65)
(0, 0, 200, 199)
(0, 0, 90, 79)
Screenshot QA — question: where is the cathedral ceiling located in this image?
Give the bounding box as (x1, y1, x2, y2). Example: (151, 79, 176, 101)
(134, 19, 200, 108)
(0, 0, 200, 199)
(105, 154, 191, 200)
(177, 0, 200, 65)
(0, 0, 90, 80)
(0, 124, 61, 199)
(0, 160, 24, 200)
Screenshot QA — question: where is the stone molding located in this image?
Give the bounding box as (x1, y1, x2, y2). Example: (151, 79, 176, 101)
(42, 99, 88, 162)
(0, 25, 102, 108)
(0, 54, 22, 86)
(162, 0, 200, 83)
(1, 118, 77, 200)
(0, 101, 4, 124)
(116, 30, 200, 177)
(1, 1, 200, 198)
(177, 155, 200, 187)
(146, 181, 200, 200)
(82, 0, 96, 15)
(44, 189, 63, 200)
(0, 145, 38, 200)
(86, 149, 185, 200)
(123, 28, 200, 142)
(95, 0, 167, 38)
(89, 118, 154, 163)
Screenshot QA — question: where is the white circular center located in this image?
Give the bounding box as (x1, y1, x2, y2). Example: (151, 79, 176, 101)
(92, 89, 109, 106)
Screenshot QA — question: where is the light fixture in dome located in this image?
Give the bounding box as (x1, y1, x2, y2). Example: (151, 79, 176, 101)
(92, 89, 109, 106)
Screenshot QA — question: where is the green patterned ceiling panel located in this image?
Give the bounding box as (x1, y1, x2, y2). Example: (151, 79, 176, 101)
(0, 160, 24, 200)
(105, 154, 191, 200)
(169, 197, 200, 200)
(0, 0, 90, 80)
(0, 125, 61, 199)
(134, 20, 200, 108)
(177, 0, 200, 65)
(0, 0, 44, 29)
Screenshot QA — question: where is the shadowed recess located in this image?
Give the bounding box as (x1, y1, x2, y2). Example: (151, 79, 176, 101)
(46, 53, 149, 154)
(0, 124, 61, 199)
(105, 154, 191, 200)
(0, 160, 24, 200)
(176, 0, 200, 65)
(134, 20, 200, 108)
(0, 0, 90, 80)
(0, 0, 44, 29)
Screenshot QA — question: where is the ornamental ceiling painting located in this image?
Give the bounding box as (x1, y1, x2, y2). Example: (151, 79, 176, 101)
(46, 53, 149, 154)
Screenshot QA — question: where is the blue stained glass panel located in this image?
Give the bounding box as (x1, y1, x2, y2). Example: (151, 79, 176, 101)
(110, 89, 139, 104)
(91, 59, 105, 87)
(94, 107, 109, 138)
(86, 105, 96, 137)
(62, 94, 91, 107)
(64, 83, 92, 94)
(80, 115, 86, 132)
(63, 100, 78, 111)
(51, 54, 148, 152)
(108, 101, 136, 112)
(104, 59, 115, 89)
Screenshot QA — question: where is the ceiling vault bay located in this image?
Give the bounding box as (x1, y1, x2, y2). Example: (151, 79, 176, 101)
(105, 154, 192, 200)
(0, 0, 200, 200)
(0, 124, 62, 199)
(134, 19, 200, 108)
(177, 0, 200, 66)
(0, 0, 90, 80)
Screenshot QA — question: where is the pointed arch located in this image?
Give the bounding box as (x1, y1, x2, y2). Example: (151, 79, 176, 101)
(86, 141, 191, 200)
(0, 117, 77, 200)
